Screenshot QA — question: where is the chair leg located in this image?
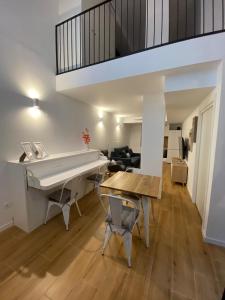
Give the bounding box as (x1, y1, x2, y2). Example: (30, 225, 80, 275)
(98, 195, 107, 213)
(151, 201, 156, 224)
(75, 200, 82, 217)
(102, 225, 112, 255)
(136, 222, 141, 239)
(62, 204, 70, 230)
(45, 201, 53, 224)
(96, 183, 100, 195)
(96, 184, 106, 213)
(123, 232, 132, 268)
(140, 200, 144, 212)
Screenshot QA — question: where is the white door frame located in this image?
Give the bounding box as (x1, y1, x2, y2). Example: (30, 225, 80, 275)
(192, 101, 215, 229)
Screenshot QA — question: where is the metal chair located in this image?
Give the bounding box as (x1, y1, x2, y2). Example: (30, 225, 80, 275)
(86, 165, 108, 212)
(45, 176, 82, 230)
(124, 168, 156, 223)
(101, 194, 141, 267)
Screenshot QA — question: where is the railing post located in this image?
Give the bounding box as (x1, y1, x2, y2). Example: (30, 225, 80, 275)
(109, 2, 111, 59)
(71, 20, 73, 69)
(94, 9, 96, 64)
(63, 23, 65, 72)
(99, 5, 101, 62)
(153, 0, 156, 45)
(133, 0, 135, 50)
(139, 0, 141, 49)
(89, 11, 91, 65)
(161, 0, 163, 44)
(67, 21, 69, 71)
(104, 3, 106, 60)
(223, 0, 224, 30)
(55, 26, 59, 75)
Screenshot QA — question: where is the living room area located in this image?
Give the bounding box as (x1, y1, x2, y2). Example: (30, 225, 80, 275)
(103, 122, 142, 172)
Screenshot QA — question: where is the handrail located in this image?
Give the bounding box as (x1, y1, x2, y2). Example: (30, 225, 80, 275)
(55, 0, 225, 75)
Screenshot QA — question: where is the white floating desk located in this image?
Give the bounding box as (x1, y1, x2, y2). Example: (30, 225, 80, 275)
(27, 159, 108, 190)
(8, 149, 108, 233)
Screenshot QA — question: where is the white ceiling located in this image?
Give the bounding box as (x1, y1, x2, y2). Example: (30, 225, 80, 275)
(165, 87, 214, 123)
(60, 73, 163, 116)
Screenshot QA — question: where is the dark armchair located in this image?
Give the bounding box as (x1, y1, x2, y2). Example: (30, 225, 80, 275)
(110, 146, 141, 168)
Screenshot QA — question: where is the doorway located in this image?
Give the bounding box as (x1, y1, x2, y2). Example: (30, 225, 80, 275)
(195, 104, 213, 220)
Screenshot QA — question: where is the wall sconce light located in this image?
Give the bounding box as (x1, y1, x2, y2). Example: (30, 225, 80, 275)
(28, 98, 41, 119)
(98, 111, 104, 128)
(98, 111, 104, 121)
(33, 98, 40, 108)
(116, 116, 122, 128)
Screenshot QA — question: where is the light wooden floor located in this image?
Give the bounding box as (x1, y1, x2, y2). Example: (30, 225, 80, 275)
(0, 164, 225, 300)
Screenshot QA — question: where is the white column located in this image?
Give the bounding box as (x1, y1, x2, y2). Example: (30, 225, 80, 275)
(141, 93, 165, 197)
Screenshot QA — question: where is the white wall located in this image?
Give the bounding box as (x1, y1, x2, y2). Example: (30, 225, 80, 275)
(182, 107, 199, 199)
(204, 63, 225, 245)
(59, 0, 81, 21)
(182, 90, 216, 200)
(141, 93, 165, 197)
(126, 123, 142, 153)
(82, 0, 103, 11)
(0, 0, 127, 231)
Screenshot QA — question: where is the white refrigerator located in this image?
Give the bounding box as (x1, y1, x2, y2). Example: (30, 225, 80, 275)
(166, 130, 182, 163)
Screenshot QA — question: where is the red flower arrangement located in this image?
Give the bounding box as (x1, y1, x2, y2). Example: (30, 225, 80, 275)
(82, 128, 91, 146)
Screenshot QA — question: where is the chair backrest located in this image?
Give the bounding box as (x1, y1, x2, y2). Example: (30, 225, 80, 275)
(108, 196, 123, 227)
(101, 194, 139, 228)
(98, 164, 107, 182)
(59, 175, 81, 204)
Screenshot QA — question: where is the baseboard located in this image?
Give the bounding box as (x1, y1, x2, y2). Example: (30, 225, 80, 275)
(203, 233, 225, 248)
(186, 186, 194, 203)
(0, 220, 13, 232)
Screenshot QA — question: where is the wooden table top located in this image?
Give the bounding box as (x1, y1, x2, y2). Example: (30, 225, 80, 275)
(101, 171, 161, 198)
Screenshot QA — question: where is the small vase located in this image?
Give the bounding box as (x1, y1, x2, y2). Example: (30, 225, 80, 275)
(85, 143, 89, 151)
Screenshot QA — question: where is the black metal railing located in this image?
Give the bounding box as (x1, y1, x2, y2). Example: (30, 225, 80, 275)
(56, 0, 225, 75)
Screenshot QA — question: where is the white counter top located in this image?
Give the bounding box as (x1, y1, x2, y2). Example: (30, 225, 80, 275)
(8, 149, 99, 166)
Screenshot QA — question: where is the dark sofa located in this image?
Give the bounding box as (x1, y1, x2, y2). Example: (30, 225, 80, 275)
(110, 146, 141, 168)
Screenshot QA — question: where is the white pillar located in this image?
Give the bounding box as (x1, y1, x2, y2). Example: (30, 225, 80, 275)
(141, 93, 165, 197)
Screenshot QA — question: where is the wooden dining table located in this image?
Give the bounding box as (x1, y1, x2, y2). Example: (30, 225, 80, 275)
(100, 171, 161, 247)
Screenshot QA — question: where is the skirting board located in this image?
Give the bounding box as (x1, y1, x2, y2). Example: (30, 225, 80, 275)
(0, 220, 13, 232)
(203, 233, 225, 248)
